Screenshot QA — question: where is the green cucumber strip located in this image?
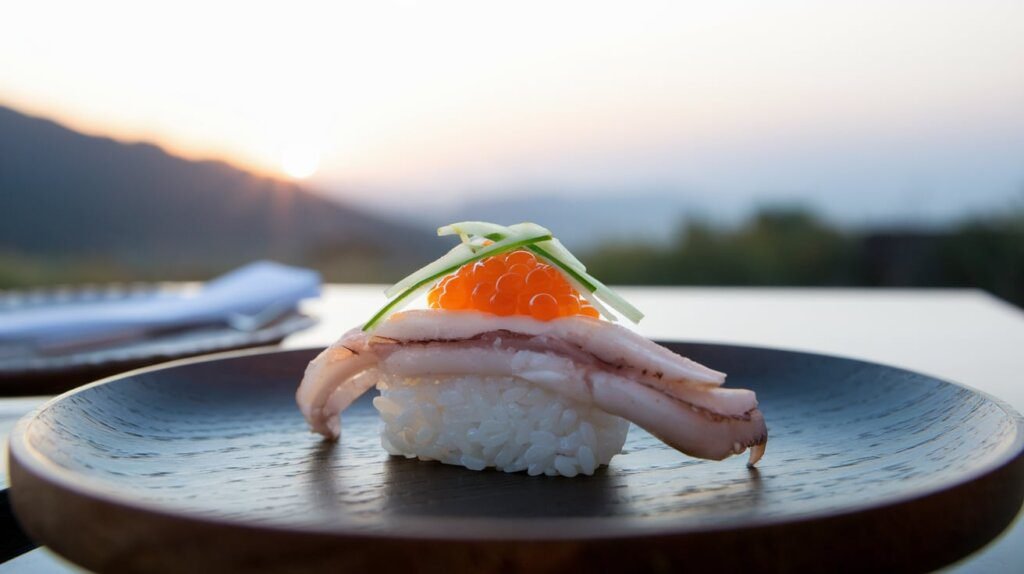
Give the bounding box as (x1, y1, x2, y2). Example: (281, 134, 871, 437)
(532, 240, 643, 321)
(591, 280, 643, 322)
(363, 232, 553, 330)
(542, 237, 587, 272)
(525, 245, 620, 320)
(387, 223, 547, 298)
(526, 244, 596, 291)
(438, 221, 514, 238)
(532, 245, 642, 322)
(384, 242, 474, 298)
(440, 224, 589, 285)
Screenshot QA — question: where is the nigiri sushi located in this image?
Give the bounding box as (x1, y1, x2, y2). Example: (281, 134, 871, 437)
(297, 222, 767, 477)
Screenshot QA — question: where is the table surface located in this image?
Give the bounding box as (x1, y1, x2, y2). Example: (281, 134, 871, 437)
(2, 286, 1023, 572)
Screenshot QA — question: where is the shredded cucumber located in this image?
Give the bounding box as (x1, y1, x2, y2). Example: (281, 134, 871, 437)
(364, 221, 643, 330)
(364, 229, 553, 330)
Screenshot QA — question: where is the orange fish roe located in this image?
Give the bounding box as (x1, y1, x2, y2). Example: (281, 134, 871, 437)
(427, 250, 600, 321)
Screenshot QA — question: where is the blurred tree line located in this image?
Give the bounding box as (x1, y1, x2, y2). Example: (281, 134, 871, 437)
(585, 207, 1024, 307)
(2, 206, 1021, 308)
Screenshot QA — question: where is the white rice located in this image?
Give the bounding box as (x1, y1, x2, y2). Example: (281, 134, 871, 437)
(372, 374, 630, 477)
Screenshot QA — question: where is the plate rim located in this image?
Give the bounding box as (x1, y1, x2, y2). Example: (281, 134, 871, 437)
(8, 341, 1024, 542)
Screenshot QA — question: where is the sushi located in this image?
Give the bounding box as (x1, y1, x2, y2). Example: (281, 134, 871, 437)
(296, 222, 767, 477)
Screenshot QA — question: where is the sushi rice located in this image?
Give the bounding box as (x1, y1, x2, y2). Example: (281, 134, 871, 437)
(373, 374, 630, 477)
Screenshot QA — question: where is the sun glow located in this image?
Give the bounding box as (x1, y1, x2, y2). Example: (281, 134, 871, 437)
(280, 142, 321, 180)
(2, 1, 1023, 200)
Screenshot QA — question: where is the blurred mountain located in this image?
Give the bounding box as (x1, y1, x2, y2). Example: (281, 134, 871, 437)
(0, 106, 433, 281)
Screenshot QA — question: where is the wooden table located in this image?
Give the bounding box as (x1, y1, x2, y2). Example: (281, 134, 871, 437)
(3, 286, 1023, 572)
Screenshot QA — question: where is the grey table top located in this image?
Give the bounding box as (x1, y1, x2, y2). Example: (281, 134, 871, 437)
(3, 286, 1023, 572)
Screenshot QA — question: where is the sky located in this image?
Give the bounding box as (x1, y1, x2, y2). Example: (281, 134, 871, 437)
(2, 0, 1023, 222)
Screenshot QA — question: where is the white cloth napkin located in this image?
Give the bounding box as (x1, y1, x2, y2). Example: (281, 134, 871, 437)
(0, 261, 321, 348)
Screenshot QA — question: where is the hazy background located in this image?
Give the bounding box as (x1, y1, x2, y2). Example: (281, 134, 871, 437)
(1, 1, 1022, 304)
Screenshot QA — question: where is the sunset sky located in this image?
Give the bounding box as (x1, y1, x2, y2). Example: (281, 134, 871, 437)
(2, 0, 1023, 219)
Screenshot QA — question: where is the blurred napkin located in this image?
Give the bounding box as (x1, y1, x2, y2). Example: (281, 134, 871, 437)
(0, 261, 321, 351)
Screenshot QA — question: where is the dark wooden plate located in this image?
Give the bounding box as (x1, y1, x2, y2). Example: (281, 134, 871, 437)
(7, 344, 1024, 573)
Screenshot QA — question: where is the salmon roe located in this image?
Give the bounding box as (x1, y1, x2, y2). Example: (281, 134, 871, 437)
(427, 250, 600, 321)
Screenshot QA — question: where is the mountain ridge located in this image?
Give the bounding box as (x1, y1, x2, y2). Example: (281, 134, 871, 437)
(0, 105, 433, 280)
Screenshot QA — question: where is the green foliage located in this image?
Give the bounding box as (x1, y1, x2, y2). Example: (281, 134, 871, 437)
(939, 212, 1024, 299)
(588, 208, 859, 286)
(586, 206, 1023, 307)
(2, 206, 1021, 308)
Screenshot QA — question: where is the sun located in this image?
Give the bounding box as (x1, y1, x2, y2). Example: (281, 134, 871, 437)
(280, 142, 321, 180)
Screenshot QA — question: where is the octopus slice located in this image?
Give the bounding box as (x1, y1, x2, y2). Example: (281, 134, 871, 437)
(296, 310, 767, 465)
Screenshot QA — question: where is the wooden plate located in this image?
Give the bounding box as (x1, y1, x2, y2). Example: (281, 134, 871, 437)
(8, 344, 1024, 573)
